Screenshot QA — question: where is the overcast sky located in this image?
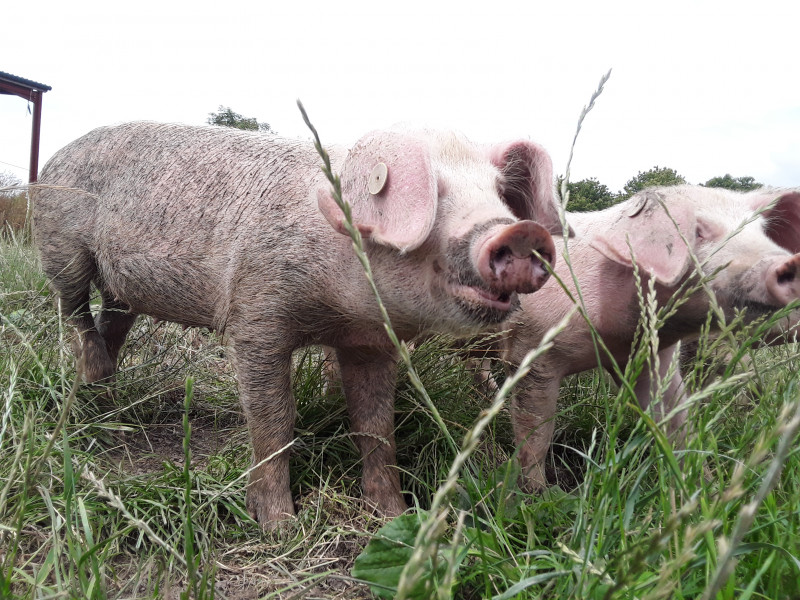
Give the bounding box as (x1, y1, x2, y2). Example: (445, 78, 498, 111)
(2, 0, 798, 194)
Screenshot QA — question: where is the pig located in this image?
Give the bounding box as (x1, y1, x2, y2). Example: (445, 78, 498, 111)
(33, 121, 562, 527)
(498, 185, 800, 490)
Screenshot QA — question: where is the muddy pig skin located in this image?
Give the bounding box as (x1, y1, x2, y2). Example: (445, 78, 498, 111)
(34, 121, 563, 528)
(499, 185, 800, 490)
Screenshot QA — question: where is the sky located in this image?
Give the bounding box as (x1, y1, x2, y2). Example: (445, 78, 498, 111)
(1, 0, 799, 194)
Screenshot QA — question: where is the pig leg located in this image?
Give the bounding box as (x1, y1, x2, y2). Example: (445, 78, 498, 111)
(234, 340, 297, 527)
(633, 345, 687, 442)
(461, 336, 501, 393)
(41, 246, 116, 383)
(472, 356, 499, 393)
(336, 347, 406, 517)
(94, 288, 138, 370)
(320, 345, 341, 394)
(511, 367, 562, 491)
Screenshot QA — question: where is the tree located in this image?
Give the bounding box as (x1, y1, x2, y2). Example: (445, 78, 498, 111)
(621, 166, 686, 199)
(703, 174, 762, 192)
(207, 106, 274, 133)
(0, 171, 23, 198)
(561, 177, 618, 212)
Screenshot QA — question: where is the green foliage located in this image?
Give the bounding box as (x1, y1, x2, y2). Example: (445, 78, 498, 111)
(561, 169, 763, 214)
(621, 165, 687, 199)
(562, 177, 618, 212)
(180, 377, 217, 600)
(704, 174, 762, 191)
(206, 105, 274, 133)
(353, 513, 465, 599)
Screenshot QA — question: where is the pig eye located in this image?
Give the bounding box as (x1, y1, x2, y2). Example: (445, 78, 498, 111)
(695, 219, 720, 242)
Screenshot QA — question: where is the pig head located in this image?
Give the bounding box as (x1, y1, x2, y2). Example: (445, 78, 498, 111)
(500, 185, 800, 490)
(34, 122, 561, 528)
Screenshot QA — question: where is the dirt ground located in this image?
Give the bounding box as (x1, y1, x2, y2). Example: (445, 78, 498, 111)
(100, 412, 378, 599)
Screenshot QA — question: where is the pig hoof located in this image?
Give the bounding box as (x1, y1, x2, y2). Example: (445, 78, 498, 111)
(78, 338, 117, 384)
(80, 357, 116, 386)
(518, 465, 548, 494)
(246, 490, 296, 530)
(363, 493, 407, 519)
(472, 367, 499, 395)
(81, 362, 116, 385)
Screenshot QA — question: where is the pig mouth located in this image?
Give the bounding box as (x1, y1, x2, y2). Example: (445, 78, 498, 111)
(454, 284, 514, 311)
(448, 281, 520, 323)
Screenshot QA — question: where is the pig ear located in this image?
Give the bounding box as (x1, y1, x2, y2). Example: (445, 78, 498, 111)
(590, 191, 696, 287)
(317, 131, 437, 252)
(487, 140, 565, 235)
(748, 189, 800, 253)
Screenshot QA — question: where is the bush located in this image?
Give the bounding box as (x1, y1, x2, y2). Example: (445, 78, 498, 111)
(0, 192, 29, 234)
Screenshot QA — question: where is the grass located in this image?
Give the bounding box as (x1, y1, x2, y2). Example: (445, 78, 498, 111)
(2, 93, 800, 597)
(1, 215, 800, 599)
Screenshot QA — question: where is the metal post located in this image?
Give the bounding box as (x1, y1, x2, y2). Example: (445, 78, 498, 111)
(28, 90, 43, 183)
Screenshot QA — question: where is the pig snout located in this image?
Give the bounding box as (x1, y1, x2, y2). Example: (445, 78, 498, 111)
(766, 253, 800, 306)
(474, 221, 556, 294)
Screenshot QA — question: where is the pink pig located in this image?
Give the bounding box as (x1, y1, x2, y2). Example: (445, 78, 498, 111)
(500, 185, 800, 489)
(34, 122, 562, 527)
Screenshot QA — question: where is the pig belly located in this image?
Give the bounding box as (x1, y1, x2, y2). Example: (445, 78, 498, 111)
(97, 249, 223, 328)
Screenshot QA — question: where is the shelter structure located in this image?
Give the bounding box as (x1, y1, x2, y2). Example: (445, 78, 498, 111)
(0, 71, 52, 183)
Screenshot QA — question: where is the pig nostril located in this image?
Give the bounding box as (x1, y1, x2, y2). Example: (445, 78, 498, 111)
(778, 269, 795, 285)
(776, 260, 798, 285)
(490, 246, 514, 273)
(493, 246, 511, 262)
(532, 252, 550, 267)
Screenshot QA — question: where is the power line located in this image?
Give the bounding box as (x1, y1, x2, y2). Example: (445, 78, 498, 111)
(0, 158, 28, 172)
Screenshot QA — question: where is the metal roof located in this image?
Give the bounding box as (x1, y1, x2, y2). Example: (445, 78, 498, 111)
(1, 70, 51, 182)
(0, 70, 51, 93)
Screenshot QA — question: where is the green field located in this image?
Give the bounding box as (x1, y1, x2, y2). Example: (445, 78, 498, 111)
(1, 184, 800, 600)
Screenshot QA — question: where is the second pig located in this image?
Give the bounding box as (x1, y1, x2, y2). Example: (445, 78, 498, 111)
(500, 185, 800, 488)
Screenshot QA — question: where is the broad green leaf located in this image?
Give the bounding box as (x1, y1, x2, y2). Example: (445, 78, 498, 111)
(352, 513, 465, 599)
(353, 514, 423, 599)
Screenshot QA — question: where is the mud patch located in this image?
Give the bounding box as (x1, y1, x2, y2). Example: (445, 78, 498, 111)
(101, 411, 246, 476)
